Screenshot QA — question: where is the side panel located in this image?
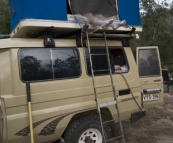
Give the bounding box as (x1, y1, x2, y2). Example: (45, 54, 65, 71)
(0, 98, 7, 143)
(112, 47, 142, 119)
(88, 40, 142, 120)
(0, 49, 14, 143)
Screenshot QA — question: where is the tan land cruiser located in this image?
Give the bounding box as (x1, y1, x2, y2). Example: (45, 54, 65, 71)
(0, 0, 164, 142)
(0, 25, 163, 143)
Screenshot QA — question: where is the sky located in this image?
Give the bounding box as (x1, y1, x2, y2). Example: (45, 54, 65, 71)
(155, 0, 172, 4)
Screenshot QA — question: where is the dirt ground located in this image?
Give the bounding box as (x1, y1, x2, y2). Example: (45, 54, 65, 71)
(119, 93, 173, 143)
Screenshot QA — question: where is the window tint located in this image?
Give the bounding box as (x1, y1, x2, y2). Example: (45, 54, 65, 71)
(20, 49, 52, 81)
(52, 49, 80, 78)
(19, 48, 80, 82)
(138, 49, 160, 76)
(86, 48, 110, 75)
(85, 48, 128, 76)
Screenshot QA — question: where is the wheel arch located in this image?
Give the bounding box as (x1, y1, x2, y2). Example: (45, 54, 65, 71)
(63, 109, 113, 143)
(62, 108, 113, 137)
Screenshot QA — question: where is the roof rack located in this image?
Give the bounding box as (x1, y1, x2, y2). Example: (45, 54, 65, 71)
(9, 19, 142, 38)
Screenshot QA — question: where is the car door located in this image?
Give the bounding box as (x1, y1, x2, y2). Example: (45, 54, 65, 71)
(136, 46, 164, 107)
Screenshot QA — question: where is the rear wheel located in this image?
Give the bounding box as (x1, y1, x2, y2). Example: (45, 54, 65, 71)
(64, 115, 111, 143)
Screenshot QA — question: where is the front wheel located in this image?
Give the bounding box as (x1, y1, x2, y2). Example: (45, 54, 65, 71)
(64, 115, 111, 143)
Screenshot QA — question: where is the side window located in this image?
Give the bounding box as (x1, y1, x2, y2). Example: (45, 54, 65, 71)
(138, 49, 160, 77)
(19, 48, 80, 82)
(86, 48, 110, 76)
(19, 49, 52, 81)
(85, 48, 128, 76)
(110, 49, 128, 73)
(52, 49, 80, 78)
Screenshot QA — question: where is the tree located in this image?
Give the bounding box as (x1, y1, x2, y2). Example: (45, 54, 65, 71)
(131, 0, 173, 67)
(0, 0, 10, 34)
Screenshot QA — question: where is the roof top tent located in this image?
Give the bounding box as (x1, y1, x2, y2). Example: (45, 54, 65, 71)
(8, 0, 142, 38)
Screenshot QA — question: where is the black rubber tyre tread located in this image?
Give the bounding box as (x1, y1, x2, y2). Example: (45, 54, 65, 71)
(63, 114, 111, 143)
(108, 122, 122, 142)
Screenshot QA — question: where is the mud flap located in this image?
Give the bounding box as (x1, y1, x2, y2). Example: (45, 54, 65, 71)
(131, 111, 146, 123)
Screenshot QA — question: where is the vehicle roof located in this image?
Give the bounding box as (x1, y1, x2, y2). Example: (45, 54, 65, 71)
(0, 38, 76, 49)
(0, 38, 123, 49)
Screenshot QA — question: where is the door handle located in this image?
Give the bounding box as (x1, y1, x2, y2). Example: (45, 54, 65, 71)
(154, 79, 161, 82)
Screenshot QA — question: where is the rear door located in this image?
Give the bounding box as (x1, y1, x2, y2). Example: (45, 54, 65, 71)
(136, 46, 164, 107)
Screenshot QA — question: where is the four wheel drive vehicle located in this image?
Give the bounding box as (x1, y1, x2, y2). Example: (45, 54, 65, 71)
(0, 0, 164, 143)
(0, 34, 163, 143)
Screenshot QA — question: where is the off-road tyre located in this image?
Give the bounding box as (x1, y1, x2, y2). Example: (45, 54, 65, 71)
(63, 115, 111, 143)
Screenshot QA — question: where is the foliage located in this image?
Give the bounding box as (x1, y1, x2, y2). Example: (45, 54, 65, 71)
(131, 0, 173, 70)
(0, 0, 10, 34)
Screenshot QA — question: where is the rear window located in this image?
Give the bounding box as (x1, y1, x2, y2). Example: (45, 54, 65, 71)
(138, 49, 160, 77)
(19, 48, 81, 82)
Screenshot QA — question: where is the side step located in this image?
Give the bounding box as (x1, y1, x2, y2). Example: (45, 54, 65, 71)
(100, 101, 117, 108)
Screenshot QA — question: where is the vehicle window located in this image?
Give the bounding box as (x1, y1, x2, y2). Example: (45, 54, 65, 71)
(19, 48, 80, 82)
(85, 48, 128, 76)
(52, 49, 80, 79)
(19, 49, 52, 81)
(138, 49, 160, 76)
(109, 49, 128, 73)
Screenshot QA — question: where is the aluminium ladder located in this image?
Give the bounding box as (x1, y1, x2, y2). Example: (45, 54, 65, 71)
(86, 32, 126, 143)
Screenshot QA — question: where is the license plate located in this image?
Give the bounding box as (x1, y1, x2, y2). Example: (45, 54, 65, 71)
(143, 94, 159, 102)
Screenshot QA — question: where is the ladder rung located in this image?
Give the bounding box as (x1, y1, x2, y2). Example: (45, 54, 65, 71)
(103, 118, 119, 124)
(96, 84, 113, 88)
(106, 135, 123, 142)
(100, 101, 117, 108)
(90, 53, 107, 56)
(93, 69, 109, 72)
